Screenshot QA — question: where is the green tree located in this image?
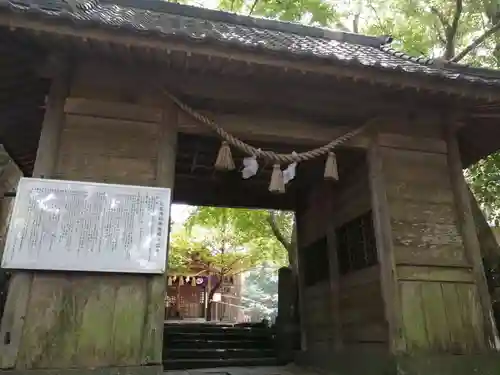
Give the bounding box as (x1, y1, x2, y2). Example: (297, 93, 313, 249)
(241, 263, 279, 322)
(169, 207, 290, 319)
(186, 207, 294, 268)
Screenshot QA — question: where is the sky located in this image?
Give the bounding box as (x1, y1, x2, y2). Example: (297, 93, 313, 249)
(170, 204, 192, 224)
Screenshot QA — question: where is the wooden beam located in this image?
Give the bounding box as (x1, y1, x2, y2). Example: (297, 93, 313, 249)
(64, 98, 370, 148)
(69, 61, 422, 117)
(156, 100, 179, 189)
(0, 57, 71, 369)
(445, 123, 500, 349)
(378, 133, 447, 154)
(173, 176, 296, 210)
(32, 58, 70, 178)
(367, 134, 405, 354)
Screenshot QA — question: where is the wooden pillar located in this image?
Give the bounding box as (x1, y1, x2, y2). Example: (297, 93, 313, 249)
(0, 159, 22, 257)
(0, 59, 70, 369)
(367, 137, 404, 354)
(0, 157, 22, 327)
(326, 222, 343, 351)
(445, 124, 499, 349)
(294, 210, 308, 351)
(143, 99, 178, 363)
(276, 266, 294, 364)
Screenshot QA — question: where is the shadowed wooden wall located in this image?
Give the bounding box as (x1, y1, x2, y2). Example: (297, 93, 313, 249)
(296, 153, 386, 358)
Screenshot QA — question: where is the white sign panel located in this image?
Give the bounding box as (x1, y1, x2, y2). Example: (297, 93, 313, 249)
(1, 178, 171, 274)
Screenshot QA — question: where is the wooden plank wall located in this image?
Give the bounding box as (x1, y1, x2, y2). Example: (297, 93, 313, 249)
(63, 61, 369, 148)
(339, 266, 386, 345)
(377, 134, 488, 353)
(1, 70, 171, 369)
(298, 183, 333, 352)
(332, 163, 387, 346)
(298, 158, 387, 353)
(0, 159, 21, 325)
(58, 102, 159, 185)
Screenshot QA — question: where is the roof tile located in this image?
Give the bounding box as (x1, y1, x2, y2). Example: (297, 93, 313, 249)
(2, 0, 500, 86)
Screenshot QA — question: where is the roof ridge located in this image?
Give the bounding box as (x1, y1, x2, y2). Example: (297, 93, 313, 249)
(380, 45, 434, 65)
(99, 0, 392, 48)
(380, 44, 500, 79)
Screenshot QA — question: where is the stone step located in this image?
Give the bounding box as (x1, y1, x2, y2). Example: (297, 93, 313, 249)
(163, 327, 274, 337)
(163, 332, 274, 345)
(164, 325, 273, 335)
(163, 357, 279, 370)
(165, 339, 274, 349)
(167, 348, 275, 360)
(163, 332, 274, 342)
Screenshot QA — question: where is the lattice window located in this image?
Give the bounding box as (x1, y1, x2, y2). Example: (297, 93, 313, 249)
(336, 211, 377, 275)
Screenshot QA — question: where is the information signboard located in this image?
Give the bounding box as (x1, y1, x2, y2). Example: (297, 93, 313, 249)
(1, 178, 171, 274)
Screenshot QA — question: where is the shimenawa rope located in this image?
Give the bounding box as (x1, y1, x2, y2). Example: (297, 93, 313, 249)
(164, 90, 367, 164)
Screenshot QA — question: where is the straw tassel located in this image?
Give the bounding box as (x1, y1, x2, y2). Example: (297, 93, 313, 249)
(191, 277, 196, 286)
(269, 164, 285, 194)
(214, 141, 235, 171)
(167, 276, 172, 286)
(179, 276, 184, 286)
(324, 151, 339, 180)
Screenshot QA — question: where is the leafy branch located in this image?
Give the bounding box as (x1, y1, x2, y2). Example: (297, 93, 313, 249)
(248, 0, 259, 15)
(431, 0, 463, 59)
(267, 211, 292, 252)
(452, 19, 500, 62)
(430, 6, 450, 30)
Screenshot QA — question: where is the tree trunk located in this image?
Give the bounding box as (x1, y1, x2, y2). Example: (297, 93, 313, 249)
(206, 300, 214, 321)
(267, 211, 298, 273)
(288, 220, 298, 275)
(206, 279, 222, 321)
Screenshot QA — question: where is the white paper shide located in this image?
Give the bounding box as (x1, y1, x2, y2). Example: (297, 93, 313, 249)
(1, 178, 171, 274)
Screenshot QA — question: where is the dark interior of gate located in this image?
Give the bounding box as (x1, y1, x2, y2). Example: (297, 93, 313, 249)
(3, 2, 500, 374)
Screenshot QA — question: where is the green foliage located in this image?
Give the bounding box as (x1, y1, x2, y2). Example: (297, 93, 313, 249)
(467, 155, 500, 225)
(185, 207, 292, 266)
(241, 263, 279, 322)
(216, 0, 341, 26)
(168, 207, 291, 277)
(168, 228, 207, 273)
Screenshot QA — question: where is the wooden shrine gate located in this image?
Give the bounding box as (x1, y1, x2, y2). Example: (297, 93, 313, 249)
(1, 1, 500, 375)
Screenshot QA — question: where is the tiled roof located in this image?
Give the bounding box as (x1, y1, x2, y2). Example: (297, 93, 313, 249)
(2, 0, 500, 87)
